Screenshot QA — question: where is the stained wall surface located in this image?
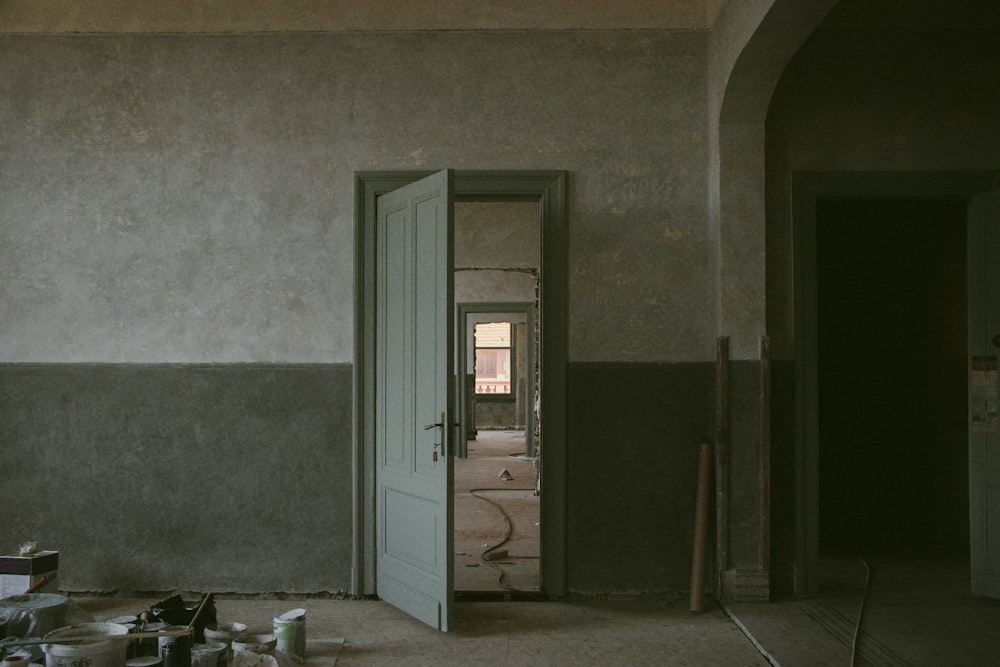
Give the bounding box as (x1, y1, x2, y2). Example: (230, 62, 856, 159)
(1, 30, 718, 593)
(0, 32, 711, 365)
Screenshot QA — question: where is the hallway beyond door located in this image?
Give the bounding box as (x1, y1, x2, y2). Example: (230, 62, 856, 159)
(455, 430, 540, 594)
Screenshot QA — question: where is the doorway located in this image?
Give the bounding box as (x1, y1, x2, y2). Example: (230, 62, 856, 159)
(815, 198, 968, 559)
(455, 299, 540, 592)
(353, 170, 567, 600)
(792, 171, 996, 594)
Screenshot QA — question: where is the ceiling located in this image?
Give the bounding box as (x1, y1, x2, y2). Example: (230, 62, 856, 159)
(0, 0, 727, 33)
(822, 0, 1000, 30)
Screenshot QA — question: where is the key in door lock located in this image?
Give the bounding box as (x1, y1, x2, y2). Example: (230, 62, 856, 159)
(424, 422, 443, 462)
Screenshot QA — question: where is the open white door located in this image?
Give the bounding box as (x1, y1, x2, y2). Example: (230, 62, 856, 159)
(969, 190, 1000, 599)
(375, 170, 455, 630)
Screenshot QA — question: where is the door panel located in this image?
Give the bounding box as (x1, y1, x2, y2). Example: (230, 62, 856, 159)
(969, 190, 1000, 599)
(376, 170, 455, 630)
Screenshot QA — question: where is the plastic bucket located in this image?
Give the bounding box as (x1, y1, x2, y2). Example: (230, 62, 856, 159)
(231, 635, 275, 656)
(203, 622, 246, 667)
(43, 622, 130, 667)
(158, 626, 192, 667)
(272, 609, 305, 659)
(203, 623, 246, 645)
(191, 642, 226, 667)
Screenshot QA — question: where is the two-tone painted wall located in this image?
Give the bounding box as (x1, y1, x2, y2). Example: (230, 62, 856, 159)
(1, 29, 717, 594)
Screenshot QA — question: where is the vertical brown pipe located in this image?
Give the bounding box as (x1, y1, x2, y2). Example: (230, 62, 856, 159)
(715, 336, 730, 596)
(690, 440, 713, 612)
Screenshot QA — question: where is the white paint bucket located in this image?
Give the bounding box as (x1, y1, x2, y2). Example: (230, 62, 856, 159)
(1, 655, 29, 667)
(202, 623, 246, 667)
(42, 622, 129, 667)
(157, 625, 192, 667)
(231, 635, 275, 656)
(203, 623, 246, 645)
(272, 609, 305, 659)
(126, 657, 163, 667)
(191, 642, 226, 667)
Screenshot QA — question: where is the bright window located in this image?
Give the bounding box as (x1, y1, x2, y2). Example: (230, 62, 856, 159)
(474, 322, 512, 395)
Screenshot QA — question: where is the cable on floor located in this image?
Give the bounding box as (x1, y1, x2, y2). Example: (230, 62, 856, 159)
(851, 557, 872, 667)
(469, 486, 533, 592)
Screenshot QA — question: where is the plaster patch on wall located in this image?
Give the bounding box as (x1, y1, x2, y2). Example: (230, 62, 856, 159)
(404, 147, 429, 165)
(606, 169, 679, 217)
(661, 224, 685, 242)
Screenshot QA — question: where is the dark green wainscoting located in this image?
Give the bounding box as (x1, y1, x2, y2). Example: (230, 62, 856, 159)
(566, 362, 716, 593)
(0, 363, 353, 594)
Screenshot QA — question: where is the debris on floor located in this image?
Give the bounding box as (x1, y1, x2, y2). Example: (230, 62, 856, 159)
(0, 590, 344, 667)
(0, 546, 60, 599)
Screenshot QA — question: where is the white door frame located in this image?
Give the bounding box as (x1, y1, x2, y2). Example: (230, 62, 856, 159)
(354, 170, 568, 597)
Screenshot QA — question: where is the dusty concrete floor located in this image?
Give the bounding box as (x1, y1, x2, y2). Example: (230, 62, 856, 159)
(23, 432, 1000, 664)
(45, 430, 770, 665)
(727, 548, 1000, 666)
(454, 430, 539, 594)
(68, 595, 769, 666)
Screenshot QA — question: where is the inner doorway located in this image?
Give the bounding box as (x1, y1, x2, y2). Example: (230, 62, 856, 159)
(792, 171, 996, 595)
(816, 198, 969, 564)
(452, 200, 542, 595)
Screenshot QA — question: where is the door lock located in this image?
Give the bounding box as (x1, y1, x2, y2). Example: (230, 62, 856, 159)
(424, 422, 443, 462)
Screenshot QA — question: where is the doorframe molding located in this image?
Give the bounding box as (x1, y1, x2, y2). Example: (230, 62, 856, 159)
(791, 170, 997, 594)
(353, 170, 568, 597)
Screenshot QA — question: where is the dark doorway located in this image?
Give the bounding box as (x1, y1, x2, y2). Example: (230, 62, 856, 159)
(815, 198, 969, 556)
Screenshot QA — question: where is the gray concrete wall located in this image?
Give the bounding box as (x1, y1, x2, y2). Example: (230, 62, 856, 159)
(0, 32, 711, 365)
(1, 30, 720, 594)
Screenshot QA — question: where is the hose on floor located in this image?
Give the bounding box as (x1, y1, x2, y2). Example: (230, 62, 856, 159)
(469, 487, 534, 592)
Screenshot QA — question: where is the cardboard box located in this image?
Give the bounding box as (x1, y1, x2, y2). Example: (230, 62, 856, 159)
(0, 550, 59, 597)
